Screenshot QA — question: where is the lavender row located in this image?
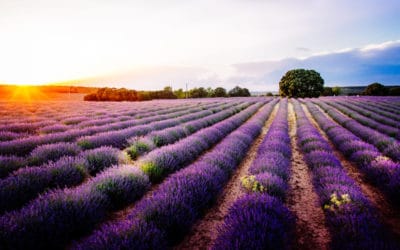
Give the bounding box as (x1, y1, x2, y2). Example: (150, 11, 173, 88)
(0, 104, 247, 209)
(0, 164, 150, 249)
(293, 99, 397, 249)
(0, 142, 88, 178)
(137, 100, 275, 183)
(335, 99, 400, 127)
(323, 100, 400, 139)
(26, 102, 237, 165)
(77, 101, 248, 150)
(213, 99, 295, 250)
(346, 99, 400, 122)
(0, 101, 194, 131)
(0, 104, 245, 210)
(0, 131, 29, 142)
(126, 102, 253, 159)
(76, 101, 227, 128)
(72, 98, 276, 249)
(0, 102, 225, 156)
(0, 100, 272, 249)
(62, 101, 222, 130)
(0, 103, 241, 177)
(361, 99, 400, 115)
(0, 147, 121, 214)
(313, 100, 400, 162)
(0, 120, 57, 134)
(304, 101, 400, 205)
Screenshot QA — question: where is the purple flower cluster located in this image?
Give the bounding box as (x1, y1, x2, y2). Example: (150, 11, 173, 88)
(0, 156, 88, 214)
(325, 100, 400, 139)
(76, 103, 237, 150)
(0, 131, 28, 142)
(293, 99, 397, 249)
(305, 100, 400, 204)
(0, 165, 149, 249)
(339, 99, 400, 125)
(0, 146, 121, 214)
(126, 102, 250, 159)
(0, 103, 213, 156)
(28, 142, 81, 166)
(38, 124, 69, 134)
(0, 156, 27, 178)
(346, 99, 400, 124)
(360, 98, 400, 115)
(213, 99, 294, 249)
(137, 101, 271, 182)
(314, 100, 400, 162)
(213, 194, 294, 250)
(0, 120, 55, 134)
(72, 99, 277, 249)
(79, 146, 121, 175)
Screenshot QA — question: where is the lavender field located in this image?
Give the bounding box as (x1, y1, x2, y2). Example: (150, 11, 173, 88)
(0, 96, 399, 250)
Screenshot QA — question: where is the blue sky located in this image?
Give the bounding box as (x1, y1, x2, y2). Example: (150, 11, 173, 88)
(0, 0, 399, 91)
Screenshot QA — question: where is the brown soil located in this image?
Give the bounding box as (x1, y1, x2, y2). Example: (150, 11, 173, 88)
(303, 102, 400, 240)
(287, 101, 331, 250)
(175, 101, 280, 250)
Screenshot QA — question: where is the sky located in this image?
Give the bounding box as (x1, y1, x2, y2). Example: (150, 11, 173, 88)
(0, 0, 399, 91)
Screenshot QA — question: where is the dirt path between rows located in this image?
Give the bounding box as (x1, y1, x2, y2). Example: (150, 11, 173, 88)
(287, 101, 331, 250)
(303, 102, 400, 241)
(175, 101, 280, 250)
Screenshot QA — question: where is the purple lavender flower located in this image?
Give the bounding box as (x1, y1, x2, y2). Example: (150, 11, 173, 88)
(212, 194, 294, 250)
(0, 156, 26, 178)
(80, 146, 121, 175)
(29, 142, 81, 166)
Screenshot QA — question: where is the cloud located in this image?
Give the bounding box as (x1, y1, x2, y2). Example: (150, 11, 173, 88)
(296, 47, 311, 52)
(231, 40, 400, 90)
(76, 40, 400, 92)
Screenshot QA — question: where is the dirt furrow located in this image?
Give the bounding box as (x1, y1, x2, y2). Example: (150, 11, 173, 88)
(287, 101, 331, 250)
(175, 101, 280, 250)
(303, 103, 400, 240)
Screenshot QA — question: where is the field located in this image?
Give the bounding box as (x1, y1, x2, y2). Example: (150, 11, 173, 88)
(0, 96, 399, 249)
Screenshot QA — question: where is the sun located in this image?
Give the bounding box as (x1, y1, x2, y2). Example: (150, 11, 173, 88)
(8, 85, 50, 102)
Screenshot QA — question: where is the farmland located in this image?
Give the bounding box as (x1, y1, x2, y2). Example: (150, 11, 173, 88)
(0, 96, 399, 249)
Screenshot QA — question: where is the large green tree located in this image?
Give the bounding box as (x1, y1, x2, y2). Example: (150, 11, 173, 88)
(213, 87, 227, 97)
(228, 86, 251, 97)
(189, 87, 208, 98)
(362, 82, 388, 96)
(279, 69, 324, 97)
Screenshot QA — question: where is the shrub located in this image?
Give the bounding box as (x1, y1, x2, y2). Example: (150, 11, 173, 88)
(213, 194, 294, 250)
(0, 156, 26, 178)
(80, 147, 121, 175)
(29, 142, 81, 166)
(0, 156, 87, 214)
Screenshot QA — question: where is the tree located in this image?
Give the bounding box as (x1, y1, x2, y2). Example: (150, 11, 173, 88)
(174, 88, 185, 99)
(163, 86, 173, 92)
(279, 69, 324, 97)
(213, 87, 227, 97)
(206, 87, 214, 97)
(389, 87, 400, 96)
(228, 86, 251, 97)
(332, 86, 341, 96)
(189, 87, 208, 98)
(362, 82, 388, 96)
(322, 87, 333, 96)
(266, 92, 273, 97)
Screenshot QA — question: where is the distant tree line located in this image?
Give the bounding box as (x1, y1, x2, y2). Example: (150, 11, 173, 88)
(322, 86, 342, 96)
(361, 82, 400, 96)
(84, 86, 251, 101)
